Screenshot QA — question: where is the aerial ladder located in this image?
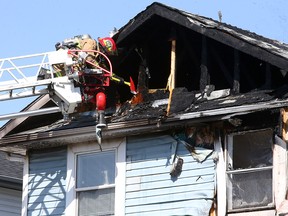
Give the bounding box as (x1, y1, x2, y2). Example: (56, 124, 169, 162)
(0, 48, 130, 143)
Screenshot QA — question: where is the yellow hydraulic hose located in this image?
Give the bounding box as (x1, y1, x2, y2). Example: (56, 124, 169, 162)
(111, 75, 131, 86)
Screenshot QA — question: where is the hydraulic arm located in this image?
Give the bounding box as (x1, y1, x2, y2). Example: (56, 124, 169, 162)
(0, 49, 136, 144)
(0, 50, 82, 120)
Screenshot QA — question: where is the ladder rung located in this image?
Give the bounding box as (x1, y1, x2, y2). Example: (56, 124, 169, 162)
(0, 88, 49, 101)
(0, 79, 52, 92)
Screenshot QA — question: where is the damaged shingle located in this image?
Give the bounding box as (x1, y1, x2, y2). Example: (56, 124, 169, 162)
(187, 90, 275, 112)
(112, 101, 166, 122)
(110, 86, 288, 123)
(169, 88, 196, 113)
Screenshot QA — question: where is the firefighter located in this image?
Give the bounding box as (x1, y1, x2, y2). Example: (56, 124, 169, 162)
(98, 37, 118, 56)
(54, 35, 130, 84)
(54, 35, 135, 140)
(55, 35, 114, 68)
(55, 35, 135, 96)
(76, 34, 98, 67)
(54, 34, 97, 72)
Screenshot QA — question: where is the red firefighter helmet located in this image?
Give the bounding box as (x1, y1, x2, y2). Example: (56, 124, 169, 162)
(98, 37, 117, 55)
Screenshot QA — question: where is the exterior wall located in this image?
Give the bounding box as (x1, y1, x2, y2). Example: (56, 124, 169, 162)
(27, 148, 67, 216)
(126, 134, 215, 216)
(0, 151, 23, 216)
(0, 187, 22, 216)
(65, 138, 126, 216)
(23, 134, 215, 216)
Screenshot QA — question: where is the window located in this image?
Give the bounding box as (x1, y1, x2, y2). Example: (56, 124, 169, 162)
(66, 138, 126, 216)
(226, 129, 273, 212)
(76, 151, 115, 216)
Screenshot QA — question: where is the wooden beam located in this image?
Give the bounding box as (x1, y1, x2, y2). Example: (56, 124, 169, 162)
(281, 108, 288, 141)
(170, 40, 176, 90)
(166, 39, 176, 115)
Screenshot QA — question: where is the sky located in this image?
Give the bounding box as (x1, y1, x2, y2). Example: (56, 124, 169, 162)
(0, 0, 288, 127)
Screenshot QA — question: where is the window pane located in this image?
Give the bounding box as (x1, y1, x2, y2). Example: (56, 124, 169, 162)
(78, 188, 115, 216)
(227, 169, 272, 210)
(232, 130, 273, 169)
(77, 151, 115, 188)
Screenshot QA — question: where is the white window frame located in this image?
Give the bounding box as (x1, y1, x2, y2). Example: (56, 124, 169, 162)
(215, 128, 287, 215)
(225, 129, 274, 213)
(22, 155, 29, 216)
(225, 128, 275, 215)
(65, 137, 126, 216)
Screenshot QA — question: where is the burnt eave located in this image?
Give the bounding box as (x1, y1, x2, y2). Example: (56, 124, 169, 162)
(116, 2, 288, 69)
(1, 96, 288, 155)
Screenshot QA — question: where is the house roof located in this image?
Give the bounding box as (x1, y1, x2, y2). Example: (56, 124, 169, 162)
(0, 95, 62, 139)
(115, 2, 288, 69)
(1, 2, 288, 155)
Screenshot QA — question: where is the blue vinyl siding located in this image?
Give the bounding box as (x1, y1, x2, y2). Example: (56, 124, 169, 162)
(0, 187, 22, 216)
(126, 134, 215, 216)
(28, 148, 67, 216)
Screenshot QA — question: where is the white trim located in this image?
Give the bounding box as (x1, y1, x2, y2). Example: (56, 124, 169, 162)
(65, 145, 76, 216)
(65, 137, 126, 216)
(115, 137, 126, 216)
(273, 135, 287, 210)
(21, 155, 29, 216)
(215, 135, 226, 216)
(75, 184, 115, 192)
(227, 209, 275, 216)
(226, 135, 233, 211)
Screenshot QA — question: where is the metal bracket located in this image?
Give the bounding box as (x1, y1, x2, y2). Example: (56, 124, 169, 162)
(96, 126, 103, 151)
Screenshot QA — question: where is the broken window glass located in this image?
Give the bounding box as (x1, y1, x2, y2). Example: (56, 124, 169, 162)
(227, 169, 272, 209)
(227, 129, 273, 211)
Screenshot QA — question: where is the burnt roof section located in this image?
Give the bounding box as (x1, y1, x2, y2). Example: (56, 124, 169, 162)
(111, 88, 288, 122)
(115, 2, 288, 69)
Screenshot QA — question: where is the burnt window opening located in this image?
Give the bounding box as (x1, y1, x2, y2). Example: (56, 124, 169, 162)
(239, 53, 268, 92)
(205, 38, 235, 91)
(226, 129, 273, 212)
(114, 19, 286, 103)
(198, 38, 285, 94)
